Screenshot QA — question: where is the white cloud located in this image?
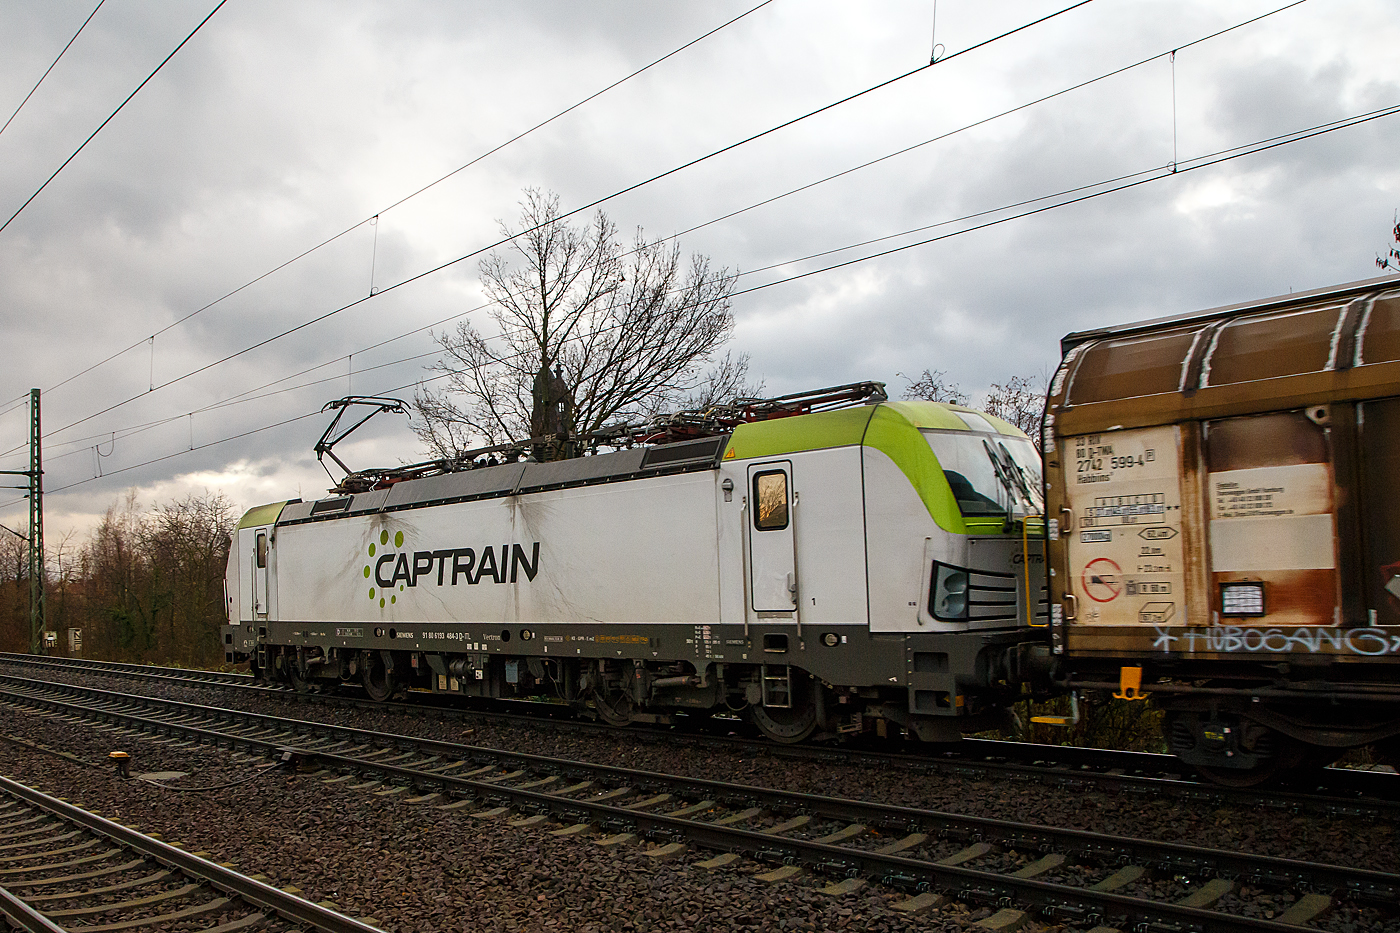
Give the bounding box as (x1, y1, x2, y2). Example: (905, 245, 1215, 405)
(0, 0, 1397, 542)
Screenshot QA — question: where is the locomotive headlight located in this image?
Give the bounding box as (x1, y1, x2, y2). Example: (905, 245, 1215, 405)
(1220, 582, 1265, 617)
(932, 564, 970, 621)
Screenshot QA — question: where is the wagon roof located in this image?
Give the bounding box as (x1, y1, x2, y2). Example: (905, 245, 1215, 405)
(1049, 274, 1400, 433)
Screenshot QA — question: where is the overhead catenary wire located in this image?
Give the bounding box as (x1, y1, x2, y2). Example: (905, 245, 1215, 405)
(17, 0, 1307, 465)
(0, 1, 227, 236)
(0, 0, 106, 139)
(40, 0, 779, 398)
(40, 345, 445, 466)
(18, 167, 1185, 466)
(44, 320, 626, 493)
(731, 103, 1400, 296)
(35, 0, 1099, 445)
(653, 0, 1309, 251)
(36, 100, 1400, 497)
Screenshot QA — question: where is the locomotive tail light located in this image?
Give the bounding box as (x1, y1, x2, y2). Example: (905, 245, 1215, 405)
(821, 632, 839, 647)
(1220, 582, 1266, 617)
(931, 563, 970, 621)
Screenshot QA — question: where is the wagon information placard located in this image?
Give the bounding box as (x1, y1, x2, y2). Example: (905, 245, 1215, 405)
(1063, 425, 1184, 626)
(1208, 463, 1335, 572)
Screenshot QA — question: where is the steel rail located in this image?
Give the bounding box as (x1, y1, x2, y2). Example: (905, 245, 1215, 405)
(0, 884, 67, 933)
(4, 661, 1397, 827)
(16, 676, 1390, 893)
(2, 678, 1396, 925)
(0, 774, 384, 933)
(4, 653, 1396, 804)
(5, 665, 1400, 831)
(0, 652, 254, 687)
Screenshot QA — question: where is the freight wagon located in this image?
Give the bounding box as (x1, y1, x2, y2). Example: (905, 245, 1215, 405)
(1044, 275, 1400, 784)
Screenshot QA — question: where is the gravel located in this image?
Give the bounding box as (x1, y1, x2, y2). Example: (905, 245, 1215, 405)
(1, 665, 1397, 932)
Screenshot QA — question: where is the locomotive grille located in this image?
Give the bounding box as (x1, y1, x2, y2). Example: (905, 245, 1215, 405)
(640, 435, 727, 468)
(930, 560, 1049, 625)
(966, 567, 1020, 623)
(310, 495, 352, 514)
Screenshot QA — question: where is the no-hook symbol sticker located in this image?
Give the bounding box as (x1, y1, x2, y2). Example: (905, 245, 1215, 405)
(1082, 557, 1122, 602)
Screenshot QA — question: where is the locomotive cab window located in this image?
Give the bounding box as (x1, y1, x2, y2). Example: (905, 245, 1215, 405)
(255, 532, 268, 569)
(922, 430, 1042, 517)
(753, 471, 789, 530)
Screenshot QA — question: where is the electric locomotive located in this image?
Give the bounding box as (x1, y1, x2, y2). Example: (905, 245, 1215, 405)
(1044, 274, 1400, 784)
(223, 382, 1047, 743)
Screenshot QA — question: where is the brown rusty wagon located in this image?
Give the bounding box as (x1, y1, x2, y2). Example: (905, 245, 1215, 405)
(1043, 274, 1400, 784)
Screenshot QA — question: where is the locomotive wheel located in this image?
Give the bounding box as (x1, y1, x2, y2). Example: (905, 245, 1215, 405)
(749, 677, 817, 744)
(363, 652, 394, 702)
(592, 688, 635, 727)
(287, 663, 314, 694)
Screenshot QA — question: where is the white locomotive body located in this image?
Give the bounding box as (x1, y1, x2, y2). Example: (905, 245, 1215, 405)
(224, 389, 1046, 742)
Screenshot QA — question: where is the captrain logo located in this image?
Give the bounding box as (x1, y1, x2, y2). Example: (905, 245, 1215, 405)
(361, 530, 541, 608)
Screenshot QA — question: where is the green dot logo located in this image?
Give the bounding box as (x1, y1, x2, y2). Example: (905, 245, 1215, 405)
(364, 530, 403, 610)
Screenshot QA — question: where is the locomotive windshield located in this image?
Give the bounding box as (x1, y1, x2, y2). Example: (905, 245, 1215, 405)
(922, 425, 1043, 518)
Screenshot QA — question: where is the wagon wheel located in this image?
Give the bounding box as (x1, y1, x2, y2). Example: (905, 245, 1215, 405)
(591, 687, 635, 727)
(748, 675, 817, 744)
(1193, 733, 1309, 788)
(362, 651, 394, 702)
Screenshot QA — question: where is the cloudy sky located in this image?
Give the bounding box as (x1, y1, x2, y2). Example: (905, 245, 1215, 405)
(0, 0, 1397, 541)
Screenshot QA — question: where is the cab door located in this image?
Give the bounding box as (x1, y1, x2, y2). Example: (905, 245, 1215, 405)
(244, 526, 271, 622)
(747, 462, 797, 611)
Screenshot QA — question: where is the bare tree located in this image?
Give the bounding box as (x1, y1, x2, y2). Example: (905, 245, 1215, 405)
(902, 369, 1045, 435)
(1379, 210, 1400, 274)
(982, 375, 1046, 435)
(82, 492, 158, 659)
(900, 369, 969, 406)
(143, 493, 235, 666)
(77, 491, 233, 665)
(0, 532, 25, 652)
(414, 189, 750, 459)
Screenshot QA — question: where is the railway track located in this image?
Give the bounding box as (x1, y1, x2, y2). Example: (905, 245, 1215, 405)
(0, 674, 1394, 932)
(0, 654, 257, 689)
(0, 771, 382, 933)
(4, 652, 1397, 813)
